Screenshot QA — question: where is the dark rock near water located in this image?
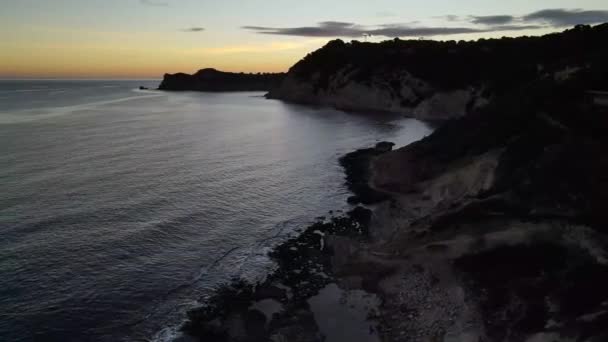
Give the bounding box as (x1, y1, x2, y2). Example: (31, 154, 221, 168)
(181, 207, 374, 341)
(339, 141, 394, 205)
(158, 68, 286, 92)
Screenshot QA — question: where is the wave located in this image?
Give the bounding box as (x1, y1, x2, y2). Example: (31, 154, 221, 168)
(144, 215, 313, 342)
(131, 88, 161, 94)
(0, 93, 165, 124)
(0, 88, 67, 94)
(48, 90, 68, 95)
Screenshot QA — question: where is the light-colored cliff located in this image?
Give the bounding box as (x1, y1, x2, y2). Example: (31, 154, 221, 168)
(268, 66, 487, 121)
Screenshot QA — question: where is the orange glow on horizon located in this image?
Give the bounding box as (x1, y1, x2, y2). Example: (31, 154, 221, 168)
(0, 26, 561, 79)
(0, 32, 325, 79)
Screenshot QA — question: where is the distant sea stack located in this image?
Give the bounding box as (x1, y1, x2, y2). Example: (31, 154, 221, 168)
(158, 68, 286, 92)
(268, 24, 608, 121)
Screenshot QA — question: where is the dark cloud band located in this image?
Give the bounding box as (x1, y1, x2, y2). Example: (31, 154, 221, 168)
(243, 8, 608, 38)
(523, 9, 608, 27)
(182, 27, 205, 32)
(470, 15, 515, 25)
(244, 22, 541, 38)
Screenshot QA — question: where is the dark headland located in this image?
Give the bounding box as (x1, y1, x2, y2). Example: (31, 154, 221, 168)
(158, 68, 285, 92)
(169, 24, 608, 342)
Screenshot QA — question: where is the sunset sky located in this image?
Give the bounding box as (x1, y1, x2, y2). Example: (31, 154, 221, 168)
(1, 0, 608, 79)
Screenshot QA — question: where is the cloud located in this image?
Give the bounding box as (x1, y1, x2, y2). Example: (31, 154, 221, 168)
(490, 25, 545, 31)
(243, 22, 364, 37)
(523, 9, 608, 27)
(470, 15, 515, 25)
(182, 27, 205, 32)
(243, 22, 540, 38)
(371, 25, 484, 37)
(444, 15, 462, 22)
(140, 0, 168, 6)
(464, 8, 608, 27)
(244, 8, 608, 39)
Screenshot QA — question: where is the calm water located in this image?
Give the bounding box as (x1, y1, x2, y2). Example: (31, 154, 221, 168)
(0, 80, 432, 341)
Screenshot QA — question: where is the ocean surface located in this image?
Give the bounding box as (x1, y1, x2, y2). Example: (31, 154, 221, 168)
(0, 80, 432, 341)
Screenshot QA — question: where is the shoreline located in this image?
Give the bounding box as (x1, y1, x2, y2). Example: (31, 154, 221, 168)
(175, 143, 397, 341)
(176, 106, 608, 342)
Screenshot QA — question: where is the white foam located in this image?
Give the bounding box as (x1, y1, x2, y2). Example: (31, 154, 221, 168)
(151, 326, 183, 342)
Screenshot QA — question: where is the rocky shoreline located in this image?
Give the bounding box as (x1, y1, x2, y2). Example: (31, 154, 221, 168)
(176, 143, 396, 342)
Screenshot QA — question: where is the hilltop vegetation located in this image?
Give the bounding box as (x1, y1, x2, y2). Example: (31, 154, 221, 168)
(291, 24, 608, 92)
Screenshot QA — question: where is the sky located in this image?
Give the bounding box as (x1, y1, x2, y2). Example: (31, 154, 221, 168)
(1, 0, 608, 79)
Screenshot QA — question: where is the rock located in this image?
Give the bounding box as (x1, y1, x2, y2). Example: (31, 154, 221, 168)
(253, 285, 287, 301)
(339, 142, 395, 205)
(244, 310, 268, 340)
(346, 195, 361, 205)
(374, 141, 395, 153)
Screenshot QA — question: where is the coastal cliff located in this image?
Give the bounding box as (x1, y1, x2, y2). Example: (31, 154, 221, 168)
(158, 68, 285, 92)
(178, 24, 608, 342)
(269, 24, 608, 121)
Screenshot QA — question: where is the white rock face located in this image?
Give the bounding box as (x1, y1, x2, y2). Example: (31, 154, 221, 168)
(419, 150, 501, 210)
(269, 66, 486, 121)
(413, 90, 473, 121)
(553, 66, 582, 81)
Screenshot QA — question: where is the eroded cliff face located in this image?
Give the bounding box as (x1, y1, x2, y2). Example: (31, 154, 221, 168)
(268, 68, 486, 121)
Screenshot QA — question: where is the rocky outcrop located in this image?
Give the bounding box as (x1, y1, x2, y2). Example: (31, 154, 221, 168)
(268, 24, 608, 121)
(158, 68, 285, 92)
(339, 141, 395, 205)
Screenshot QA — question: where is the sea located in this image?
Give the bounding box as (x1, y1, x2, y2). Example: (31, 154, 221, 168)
(0, 80, 432, 341)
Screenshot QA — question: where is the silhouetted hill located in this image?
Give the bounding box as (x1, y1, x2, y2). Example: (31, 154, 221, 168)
(158, 68, 286, 92)
(269, 24, 608, 120)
